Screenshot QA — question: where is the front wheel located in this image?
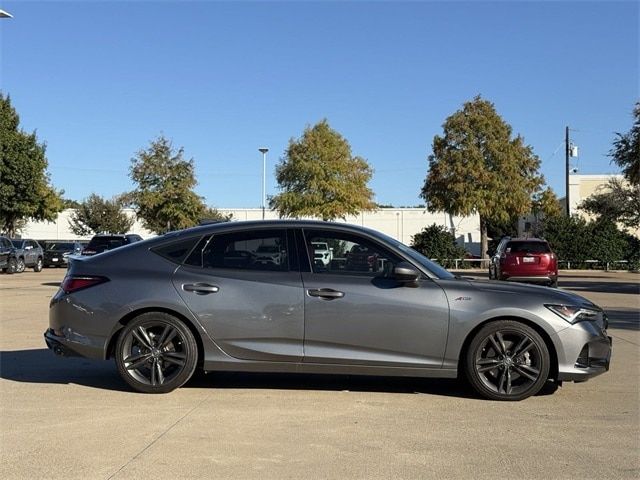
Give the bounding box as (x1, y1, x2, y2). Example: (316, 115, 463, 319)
(6, 258, 18, 274)
(33, 257, 43, 272)
(115, 312, 198, 393)
(16, 258, 26, 273)
(464, 320, 550, 401)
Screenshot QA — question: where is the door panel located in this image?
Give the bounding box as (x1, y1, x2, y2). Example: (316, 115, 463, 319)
(173, 268, 304, 362)
(302, 274, 449, 367)
(171, 228, 304, 362)
(300, 228, 450, 368)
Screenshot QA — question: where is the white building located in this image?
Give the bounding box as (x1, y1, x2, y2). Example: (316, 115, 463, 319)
(20, 208, 482, 255)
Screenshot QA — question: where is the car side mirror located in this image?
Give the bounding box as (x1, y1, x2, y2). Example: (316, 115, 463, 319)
(393, 261, 420, 286)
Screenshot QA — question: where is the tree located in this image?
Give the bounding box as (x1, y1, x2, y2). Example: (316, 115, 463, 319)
(580, 103, 640, 229)
(68, 194, 134, 236)
(270, 119, 376, 221)
(421, 96, 545, 258)
(127, 135, 215, 234)
(530, 187, 563, 236)
(0, 94, 63, 235)
(611, 102, 639, 186)
(580, 178, 640, 229)
(411, 224, 466, 268)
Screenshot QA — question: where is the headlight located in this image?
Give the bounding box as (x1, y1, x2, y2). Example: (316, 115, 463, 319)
(545, 304, 600, 324)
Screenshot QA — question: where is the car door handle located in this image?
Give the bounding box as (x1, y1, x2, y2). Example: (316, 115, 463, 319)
(183, 283, 219, 295)
(307, 288, 344, 299)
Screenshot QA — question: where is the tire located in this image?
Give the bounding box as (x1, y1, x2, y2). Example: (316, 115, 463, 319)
(16, 257, 25, 273)
(464, 320, 550, 401)
(33, 257, 43, 272)
(115, 312, 198, 393)
(488, 266, 495, 280)
(6, 258, 18, 274)
(549, 279, 558, 288)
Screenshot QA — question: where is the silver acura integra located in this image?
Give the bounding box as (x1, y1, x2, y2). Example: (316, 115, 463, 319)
(45, 221, 612, 400)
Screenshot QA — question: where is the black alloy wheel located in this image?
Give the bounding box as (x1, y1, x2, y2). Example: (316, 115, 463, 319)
(115, 312, 198, 393)
(465, 320, 550, 401)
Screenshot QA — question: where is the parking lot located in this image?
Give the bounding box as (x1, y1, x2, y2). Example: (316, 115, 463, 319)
(1, 268, 638, 479)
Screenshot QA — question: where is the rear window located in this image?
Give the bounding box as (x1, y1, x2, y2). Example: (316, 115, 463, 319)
(88, 237, 126, 250)
(506, 241, 551, 254)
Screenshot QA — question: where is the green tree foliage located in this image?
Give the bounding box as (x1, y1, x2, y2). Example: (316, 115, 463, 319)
(611, 102, 639, 186)
(411, 224, 466, 268)
(420, 96, 546, 259)
(580, 178, 640, 229)
(270, 120, 376, 221)
(68, 194, 134, 236)
(0, 94, 63, 235)
(127, 135, 223, 234)
(542, 216, 635, 269)
(580, 103, 640, 229)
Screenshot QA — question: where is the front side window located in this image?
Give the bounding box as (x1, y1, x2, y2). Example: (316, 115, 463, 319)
(303, 229, 400, 276)
(186, 229, 289, 272)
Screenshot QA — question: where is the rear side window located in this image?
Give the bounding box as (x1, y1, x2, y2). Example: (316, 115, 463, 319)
(506, 241, 551, 254)
(152, 237, 201, 264)
(185, 229, 289, 271)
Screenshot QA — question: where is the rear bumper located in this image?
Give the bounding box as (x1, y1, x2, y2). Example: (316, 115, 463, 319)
(503, 275, 557, 284)
(44, 328, 102, 358)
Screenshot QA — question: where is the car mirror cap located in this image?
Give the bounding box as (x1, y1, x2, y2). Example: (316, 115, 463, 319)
(393, 261, 420, 284)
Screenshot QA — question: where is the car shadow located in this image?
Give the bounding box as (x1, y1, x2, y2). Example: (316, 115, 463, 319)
(0, 349, 130, 392)
(41, 282, 61, 287)
(0, 348, 491, 399)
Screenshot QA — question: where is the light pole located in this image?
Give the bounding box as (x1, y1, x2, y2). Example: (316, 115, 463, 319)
(0, 9, 13, 18)
(258, 147, 268, 220)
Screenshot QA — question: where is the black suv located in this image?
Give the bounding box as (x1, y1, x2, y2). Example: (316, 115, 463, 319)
(81, 234, 143, 256)
(0, 237, 44, 273)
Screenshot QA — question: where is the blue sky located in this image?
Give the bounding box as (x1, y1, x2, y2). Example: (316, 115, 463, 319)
(1, 1, 638, 208)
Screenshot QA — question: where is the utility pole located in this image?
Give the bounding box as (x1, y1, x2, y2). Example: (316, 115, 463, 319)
(565, 126, 570, 216)
(259, 148, 269, 220)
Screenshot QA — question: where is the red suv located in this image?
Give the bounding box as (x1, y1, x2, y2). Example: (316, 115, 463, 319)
(489, 237, 558, 287)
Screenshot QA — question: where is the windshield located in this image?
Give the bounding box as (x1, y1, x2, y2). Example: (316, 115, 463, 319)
(10, 240, 22, 248)
(256, 245, 279, 253)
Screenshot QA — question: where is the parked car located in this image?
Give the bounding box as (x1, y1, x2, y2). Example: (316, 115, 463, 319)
(311, 241, 333, 266)
(45, 221, 611, 400)
(81, 234, 143, 256)
(3, 238, 44, 273)
(345, 243, 379, 271)
(254, 244, 283, 265)
(0, 236, 16, 273)
(489, 237, 558, 287)
(42, 241, 84, 267)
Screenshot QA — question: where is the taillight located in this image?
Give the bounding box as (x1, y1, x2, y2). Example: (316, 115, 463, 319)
(61, 275, 108, 293)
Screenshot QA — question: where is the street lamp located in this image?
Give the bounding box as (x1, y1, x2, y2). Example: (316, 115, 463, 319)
(258, 147, 268, 220)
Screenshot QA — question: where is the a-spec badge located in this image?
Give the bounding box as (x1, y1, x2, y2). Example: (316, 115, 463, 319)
(454, 296, 471, 301)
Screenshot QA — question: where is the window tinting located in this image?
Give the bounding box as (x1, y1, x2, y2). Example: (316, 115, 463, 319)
(186, 230, 288, 271)
(152, 237, 201, 264)
(506, 241, 551, 254)
(303, 230, 399, 276)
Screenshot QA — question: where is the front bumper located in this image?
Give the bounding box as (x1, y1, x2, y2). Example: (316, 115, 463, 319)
(555, 319, 612, 382)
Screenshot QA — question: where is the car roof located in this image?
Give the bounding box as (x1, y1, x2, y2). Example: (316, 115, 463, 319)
(507, 238, 548, 242)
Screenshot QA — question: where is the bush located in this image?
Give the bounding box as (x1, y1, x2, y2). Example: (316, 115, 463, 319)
(411, 224, 466, 268)
(541, 215, 638, 270)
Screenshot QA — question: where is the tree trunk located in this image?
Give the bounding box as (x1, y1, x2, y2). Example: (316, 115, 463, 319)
(480, 216, 488, 261)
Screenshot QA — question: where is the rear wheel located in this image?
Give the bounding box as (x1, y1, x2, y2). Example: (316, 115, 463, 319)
(464, 320, 550, 401)
(115, 312, 198, 393)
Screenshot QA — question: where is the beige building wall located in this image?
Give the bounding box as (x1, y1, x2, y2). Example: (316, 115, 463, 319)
(21, 208, 482, 254)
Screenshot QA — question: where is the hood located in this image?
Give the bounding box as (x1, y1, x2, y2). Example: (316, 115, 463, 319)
(466, 279, 598, 309)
